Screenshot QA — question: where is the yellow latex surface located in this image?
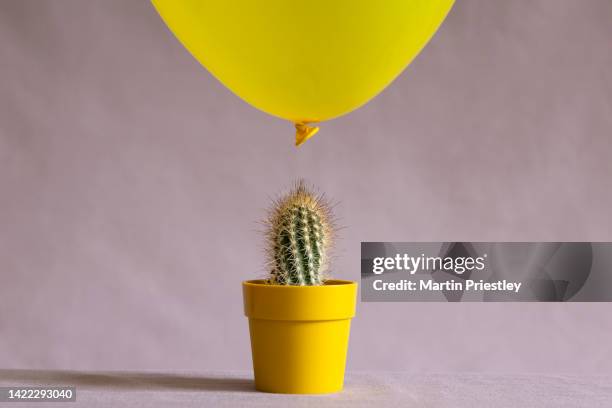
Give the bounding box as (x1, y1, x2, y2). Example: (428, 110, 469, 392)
(243, 280, 357, 394)
(151, 0, 455, 129)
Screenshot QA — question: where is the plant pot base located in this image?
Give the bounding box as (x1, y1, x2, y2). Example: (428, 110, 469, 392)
(249, 318, 351, 394)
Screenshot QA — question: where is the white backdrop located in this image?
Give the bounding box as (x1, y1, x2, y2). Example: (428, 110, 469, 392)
(1, 0, 611, 373)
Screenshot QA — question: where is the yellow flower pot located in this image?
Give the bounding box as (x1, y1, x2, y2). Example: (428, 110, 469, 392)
(243, 279, 357, 394)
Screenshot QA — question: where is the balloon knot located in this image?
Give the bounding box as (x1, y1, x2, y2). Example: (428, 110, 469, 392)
(295, 123, 319, 147)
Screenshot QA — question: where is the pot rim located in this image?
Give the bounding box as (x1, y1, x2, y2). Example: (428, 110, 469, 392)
(243, 279, 356, 288)
(243, 279, 357, 321)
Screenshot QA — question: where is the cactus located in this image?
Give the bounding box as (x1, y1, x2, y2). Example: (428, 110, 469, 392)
(264, 180, 334, 286)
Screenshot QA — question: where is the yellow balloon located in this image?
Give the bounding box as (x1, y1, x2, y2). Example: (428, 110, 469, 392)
(152, 0, 454, 145)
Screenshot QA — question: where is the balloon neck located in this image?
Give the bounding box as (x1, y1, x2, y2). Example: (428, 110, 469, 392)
(295, 123, 319, 146)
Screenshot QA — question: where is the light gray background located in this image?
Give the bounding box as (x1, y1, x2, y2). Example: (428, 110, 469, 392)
(1, 0, 611, 373)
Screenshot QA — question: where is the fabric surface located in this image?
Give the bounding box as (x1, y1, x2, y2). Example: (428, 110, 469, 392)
(1, 370, 610, 407)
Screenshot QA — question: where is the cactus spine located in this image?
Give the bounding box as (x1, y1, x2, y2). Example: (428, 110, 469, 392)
(265, 181, 334, 286)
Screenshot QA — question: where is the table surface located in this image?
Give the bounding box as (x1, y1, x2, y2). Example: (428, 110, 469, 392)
(1, 370, 611, 407)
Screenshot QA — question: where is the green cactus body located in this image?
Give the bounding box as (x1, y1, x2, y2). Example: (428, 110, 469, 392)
(265, 181, 333, 286)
